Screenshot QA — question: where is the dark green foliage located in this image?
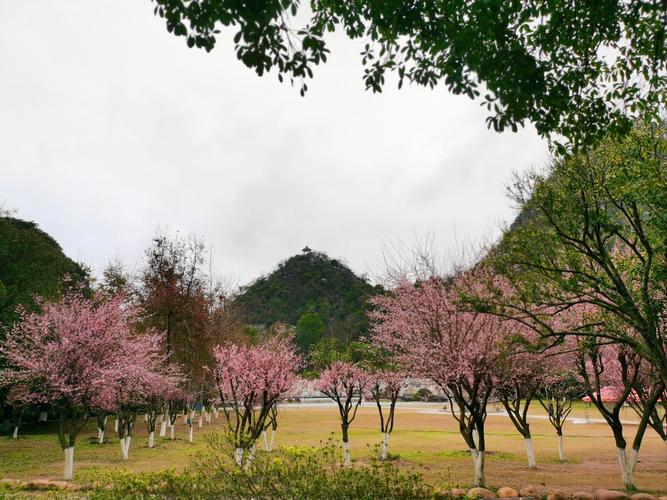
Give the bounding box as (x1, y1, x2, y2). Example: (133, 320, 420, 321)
(86, 435, 435, 499)
(0, 217, 88, 333)
(296, 309, 326, 352)
(236, 250, 382, 343)
(150, 0, 666, 150)
(489, 123, 667, 379)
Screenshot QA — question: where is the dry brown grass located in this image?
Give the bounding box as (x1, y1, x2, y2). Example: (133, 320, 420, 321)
(1, 403, 665, 494)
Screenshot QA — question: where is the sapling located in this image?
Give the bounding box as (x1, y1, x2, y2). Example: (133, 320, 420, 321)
(316, 361, 369, 466)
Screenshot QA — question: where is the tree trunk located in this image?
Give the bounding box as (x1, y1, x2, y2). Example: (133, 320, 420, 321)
(120, 438, 129, 460)
(235, 447, 244, 466)
(558, 434, 565, 462)
(381, 432, 390, 460)
(262, 430, 269, 451)
(206, 411, 211, 424)
(98, 429, 105, 444)
(524, 438, 537, 469)
(244, 445, 256, 470)
(38, 411, 48, 422)
(269, 429, 275, 452)
(12, 426, 18, 439)
(198, 414, 203, 428)
(63, 447, 74, 480)
(148, 431, 155, 448)
(170, 424, 175, 440)
(616, 446, 637, 490)
(343, 441, 351, 466)
(114, 418, 119, 433)
(470, 449, 485, 487)
(159, 419, 167, 437)
(188, 425, 193, 443)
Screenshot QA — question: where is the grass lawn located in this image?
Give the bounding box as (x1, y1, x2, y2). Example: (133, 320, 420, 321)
(1, 402, 665, 494)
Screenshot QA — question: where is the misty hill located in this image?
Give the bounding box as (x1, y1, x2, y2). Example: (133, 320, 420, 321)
(236, 248, 382, 346)
(0, 217, 88, 331)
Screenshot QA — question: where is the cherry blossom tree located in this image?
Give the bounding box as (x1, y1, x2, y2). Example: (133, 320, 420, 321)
(213, 335, 301, 466)
(315, 361, 369, 466)
(97, 333, 182, 459)
(537, 350, 579, 462)
(574, 338, 662, 490)
(0, 293, 132, 479)
(370, 276, 503, 487)
(366, 370, 405, 460)
(493, 344, 546, 469)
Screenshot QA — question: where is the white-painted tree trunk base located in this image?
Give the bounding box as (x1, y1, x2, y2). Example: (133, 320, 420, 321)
(183, 414, 187, 424)
(235, 447, 244, 467)
(198, 415, 203, 428)
(120, 438, 129, 460)
(63, 447, 74, 480)
(381, 432, 390, 460)
(470, 449, 485, 487)
(170, 425, 175, 440)
(269, 430, 275, 452)
(159, 420, 167, 437)
(38, 411, 48, 422)
(12, 426, 18, 439)
(616, 447, 637, 490)
(98, 430, 105, 444)
(343, 441, 351, 466)
(472, 429, 479, 448)
(144, 414, 148, 422)
(114, 419, 119, 433)
(148, 431, 155, 448)
(262, 430, 269, 451)
(558, 435, 565, 461)
(188, 426, 193, 443)
(524, 438, 537, 469)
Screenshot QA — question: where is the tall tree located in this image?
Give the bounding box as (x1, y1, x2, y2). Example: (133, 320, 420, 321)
(138, 233, 211, 388)
(485, 123, 667, 380)
(370, 276, 503, 487)
(150, 0, 666, 149)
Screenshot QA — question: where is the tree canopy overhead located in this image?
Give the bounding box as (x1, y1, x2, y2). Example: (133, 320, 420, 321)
(150, 0, 666, 150)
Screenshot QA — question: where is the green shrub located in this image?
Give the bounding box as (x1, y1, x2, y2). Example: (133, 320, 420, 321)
(86, 434, 436, 499)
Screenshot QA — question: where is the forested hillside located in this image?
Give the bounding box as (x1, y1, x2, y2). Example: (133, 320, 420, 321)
(236, 248, 382, 349)
(0, 217, 88, 332)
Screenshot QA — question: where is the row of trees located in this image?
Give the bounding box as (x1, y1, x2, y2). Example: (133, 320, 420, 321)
(0, 122, 664, 488)
(0, 277, 664, 485)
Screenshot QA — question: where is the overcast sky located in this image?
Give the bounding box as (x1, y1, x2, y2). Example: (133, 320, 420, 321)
(1, 1, 550, 286)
